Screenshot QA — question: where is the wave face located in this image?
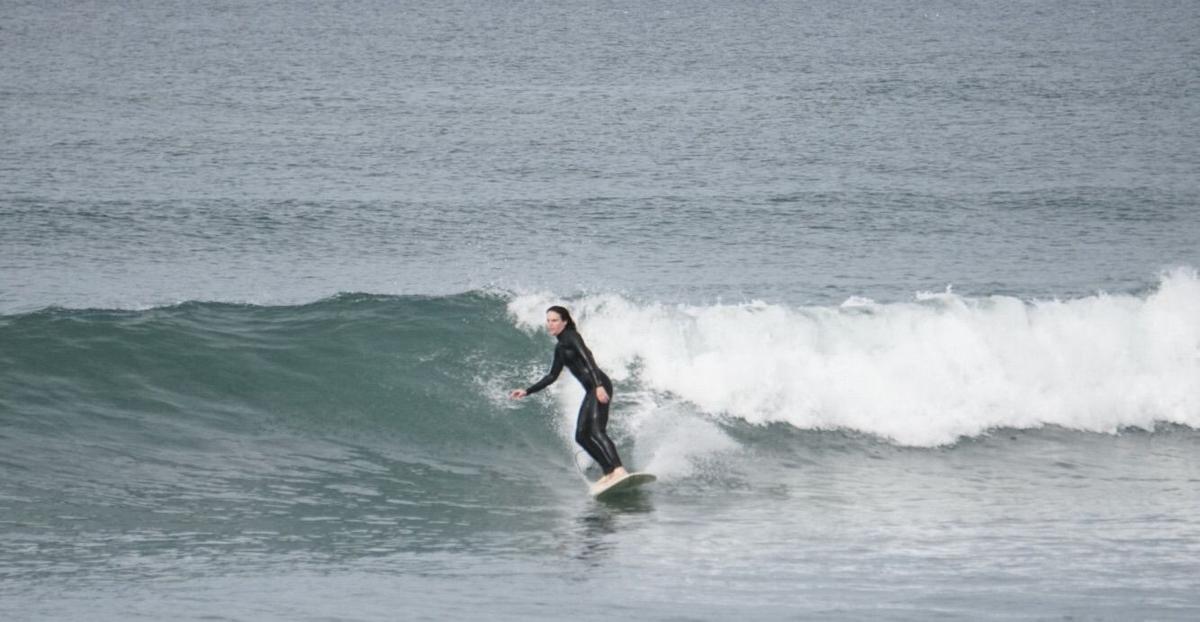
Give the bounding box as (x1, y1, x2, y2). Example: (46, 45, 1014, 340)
(0, 292, 563, 478)
(512, 267, 1200, 447)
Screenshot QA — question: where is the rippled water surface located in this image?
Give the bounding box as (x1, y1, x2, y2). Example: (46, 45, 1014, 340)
(3, 0, 1199, 619)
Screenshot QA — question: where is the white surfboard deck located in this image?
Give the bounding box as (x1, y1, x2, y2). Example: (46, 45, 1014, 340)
(589, 471, 656, 499)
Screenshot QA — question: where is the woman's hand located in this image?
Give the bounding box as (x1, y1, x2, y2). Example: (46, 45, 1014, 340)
(596, 386, 610, 404)
(509, 389, 527, 400)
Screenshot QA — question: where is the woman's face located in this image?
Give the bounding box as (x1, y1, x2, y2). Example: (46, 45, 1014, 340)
(545, 311, 567, 336)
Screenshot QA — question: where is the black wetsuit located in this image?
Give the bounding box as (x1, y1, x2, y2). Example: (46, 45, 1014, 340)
(525, 327, 624, 474)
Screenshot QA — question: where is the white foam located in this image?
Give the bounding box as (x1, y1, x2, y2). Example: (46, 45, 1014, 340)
(509, 268, 1200, 447)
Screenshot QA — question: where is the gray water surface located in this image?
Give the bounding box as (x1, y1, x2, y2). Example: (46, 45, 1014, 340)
(3, 0, 1198, 310)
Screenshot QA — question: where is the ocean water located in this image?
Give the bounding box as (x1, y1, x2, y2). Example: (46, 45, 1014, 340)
(2, 1, 1199, 620)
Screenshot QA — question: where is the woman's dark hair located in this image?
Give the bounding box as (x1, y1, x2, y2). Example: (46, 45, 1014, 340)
(546, 305, 577, 331)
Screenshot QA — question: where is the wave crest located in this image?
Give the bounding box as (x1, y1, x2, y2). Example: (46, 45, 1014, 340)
(509, 268, 1200, 446)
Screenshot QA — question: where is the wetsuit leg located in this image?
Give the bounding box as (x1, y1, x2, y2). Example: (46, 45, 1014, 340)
(574, 379, 623, 474)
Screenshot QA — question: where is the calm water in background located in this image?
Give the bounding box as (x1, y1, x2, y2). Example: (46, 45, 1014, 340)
(4, 0, 1199, 310)
(2, 1, 1200, 620)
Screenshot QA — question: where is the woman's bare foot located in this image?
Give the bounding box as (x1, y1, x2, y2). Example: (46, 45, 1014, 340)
(591, 468, 631, 494)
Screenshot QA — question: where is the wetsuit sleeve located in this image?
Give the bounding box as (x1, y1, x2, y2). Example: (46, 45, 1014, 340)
(563, 330, 603, 388)
(525, 346, 563, 395)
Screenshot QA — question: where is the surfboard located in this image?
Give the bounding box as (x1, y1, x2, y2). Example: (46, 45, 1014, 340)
(589, 471, 656, 499)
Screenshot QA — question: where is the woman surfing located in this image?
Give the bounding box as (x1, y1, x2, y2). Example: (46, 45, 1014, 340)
(509, 306, 631, 491)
